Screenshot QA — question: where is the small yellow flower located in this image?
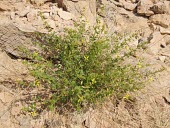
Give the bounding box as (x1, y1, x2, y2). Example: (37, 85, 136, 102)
(78, 95, 83, 103)
(33, 52, 38, 58)
(133, 89, 137, 92)
(137, 62, 142, 68)
(116, 54, 119, 58)
(30, 111, 37, 117)
(35, 80, 40, 87)
(149, 77, 153, 82)
(125, 45, 129, 50)
(123, 93, 130, 100)
(91, 78, 96, 84)
(84, 55, 89, 61)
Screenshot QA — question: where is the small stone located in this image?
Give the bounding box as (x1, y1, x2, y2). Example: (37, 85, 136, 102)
(0, 3, 11, 11)
(10, 12, 16, 20)
(119, 8, 130, 15)
(53, 14, 61, 21)
(160, 27, 170, 35)
(43, 12, 50, 19)
(58, 9, 74, 20)
(17, 24, 36, 32)
(19, 6, 30, 17)
(129, 39, 139, 48)
(123, 2, 137, 11)
(45, 19, 56, 29)
(21, 17, 28, 23)
(51, 5, 59, 15)
(32, 17, 43, 27)
(158, 56, 166, 62)
(40, 9, 51, 13)
(160, 41, 166, 48)
(131, 0, 137, 3)
(27, 10, 37, 22)
(137, 6, 154, 16)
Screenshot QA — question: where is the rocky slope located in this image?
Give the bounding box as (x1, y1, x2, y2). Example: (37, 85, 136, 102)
(0, 0, 170, 128)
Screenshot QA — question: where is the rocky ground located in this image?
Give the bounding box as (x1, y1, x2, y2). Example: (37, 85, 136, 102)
(0, 0, 170, 128)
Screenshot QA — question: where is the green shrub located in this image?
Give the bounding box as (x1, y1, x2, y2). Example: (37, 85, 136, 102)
(23, 21, 149, 111)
